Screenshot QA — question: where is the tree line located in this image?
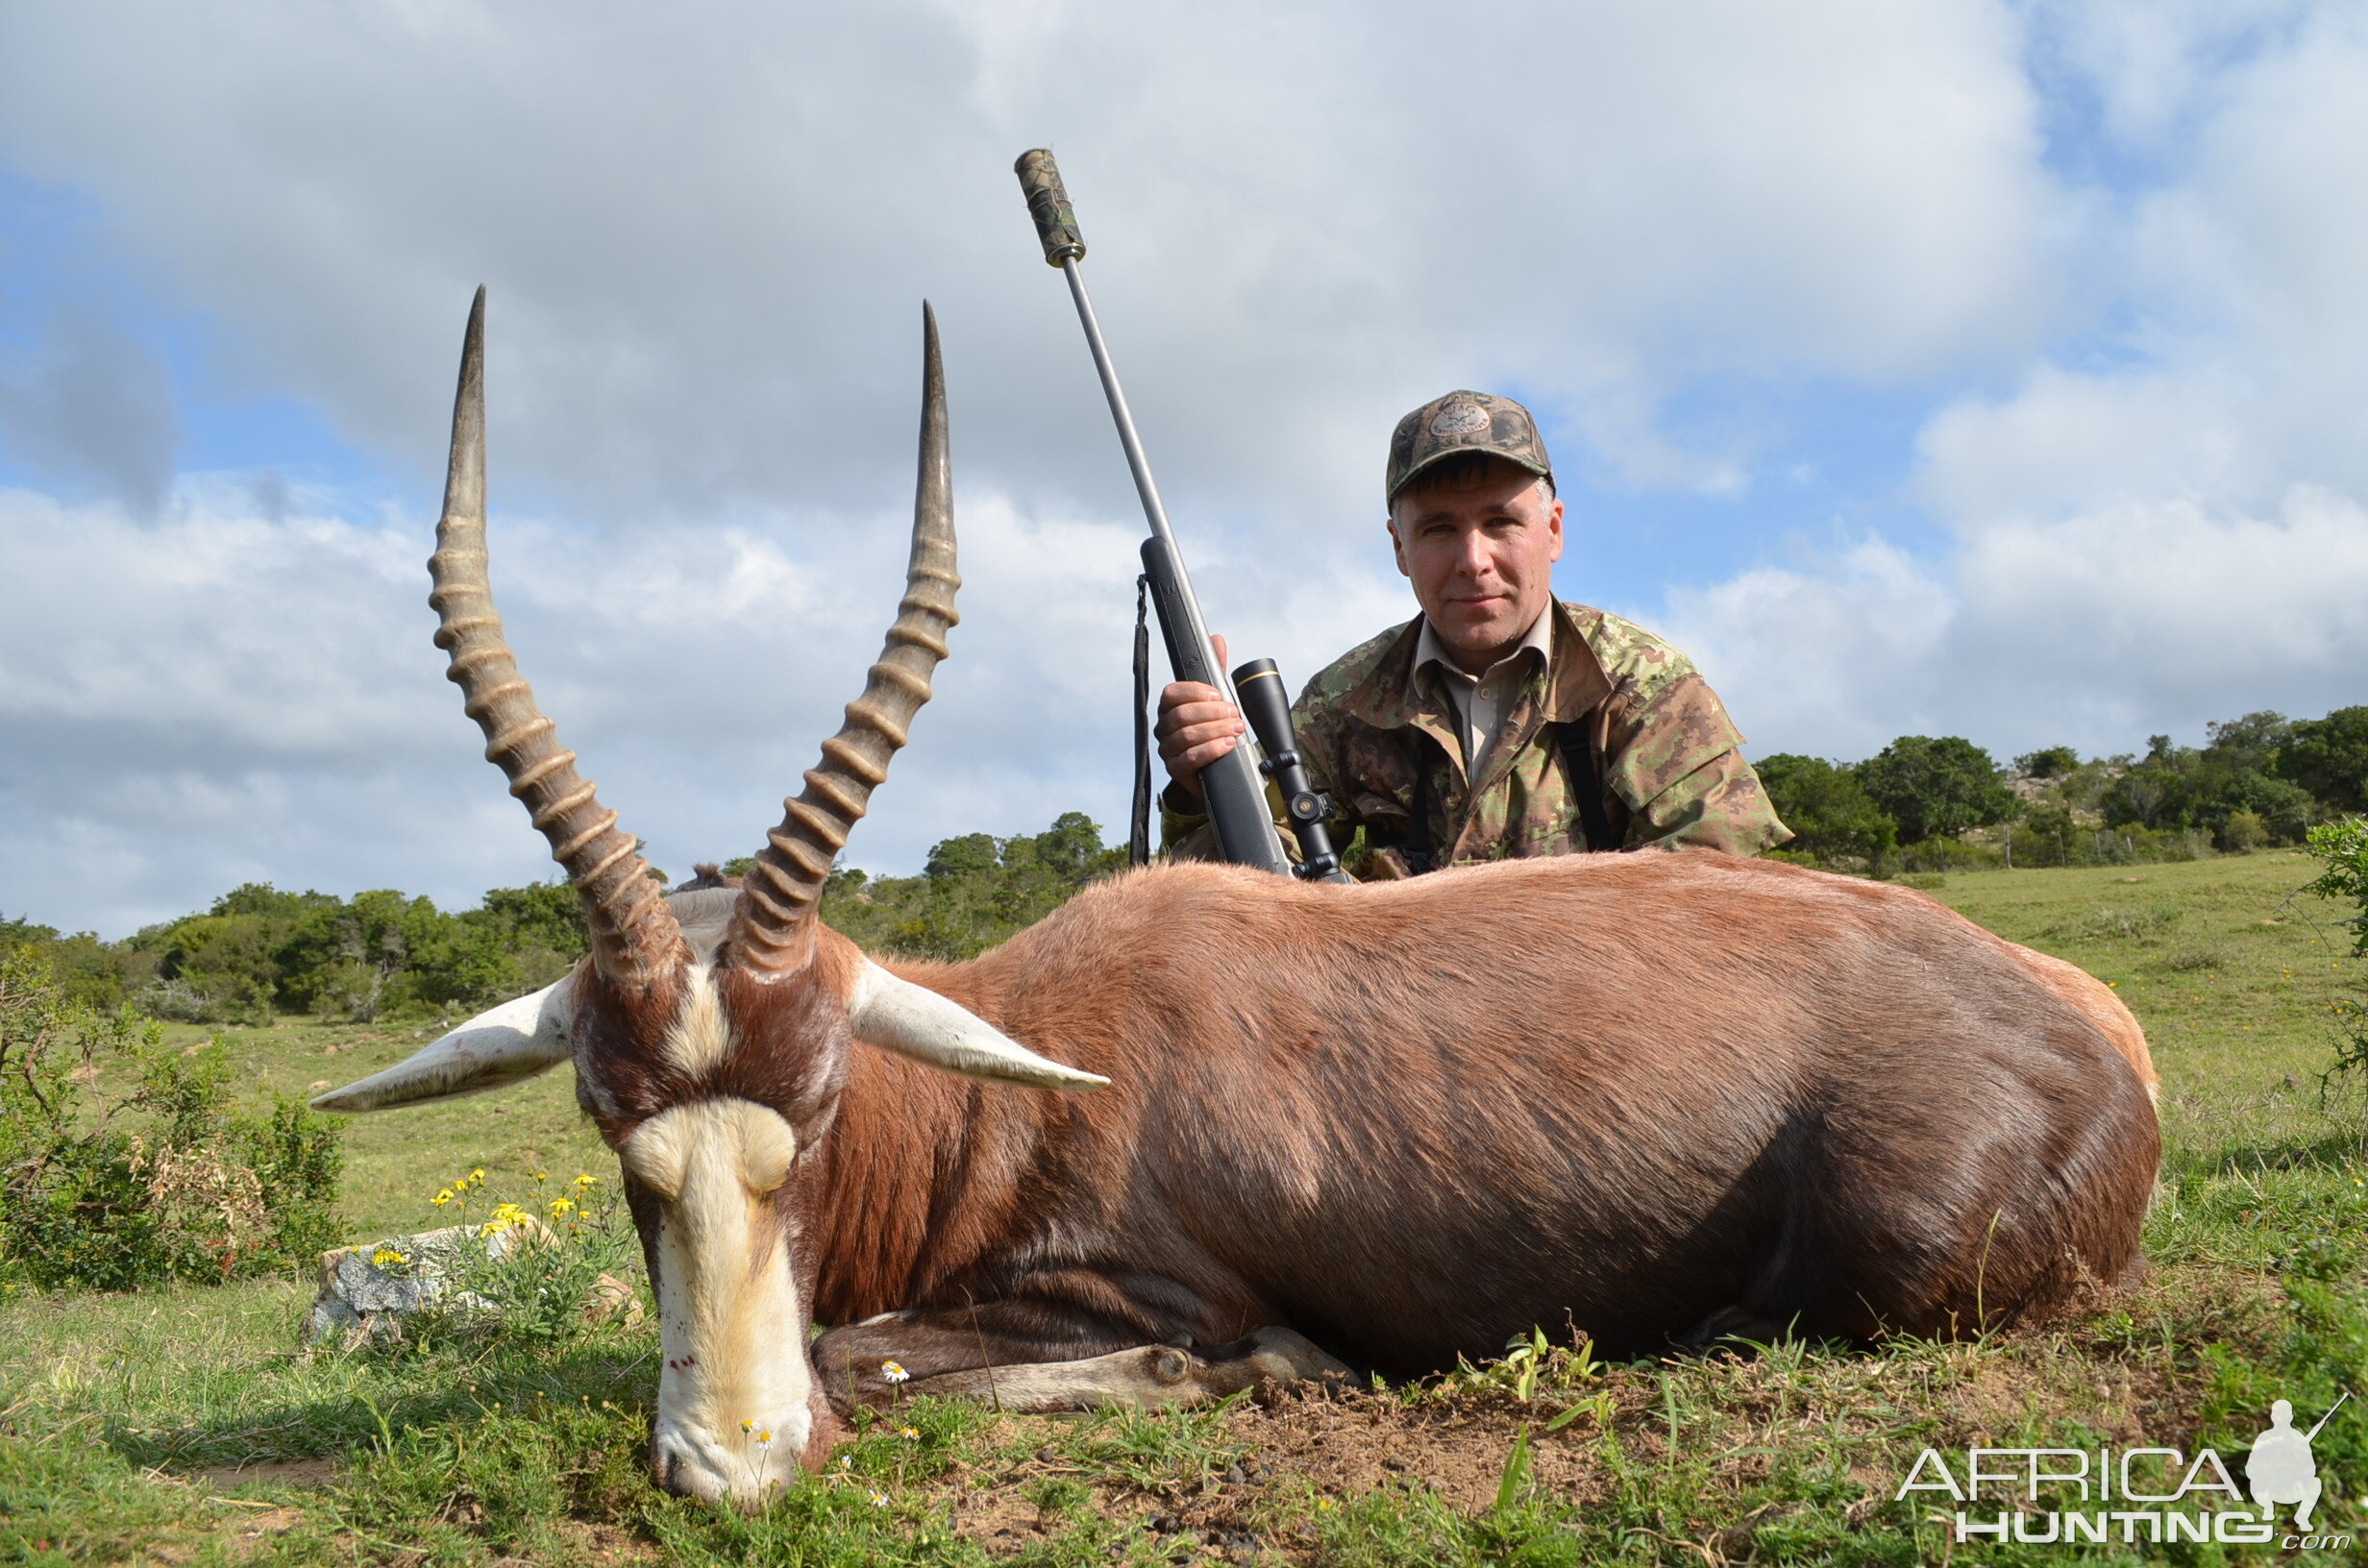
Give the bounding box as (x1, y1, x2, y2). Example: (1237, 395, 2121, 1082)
(1759, 703, 2368, 872)
(0, 813, 1128, 1027)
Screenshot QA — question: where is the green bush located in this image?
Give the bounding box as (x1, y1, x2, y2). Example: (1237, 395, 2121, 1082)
(2219, 808, 2268, 851)
(380, 1167, 640, 1351)
(2013, 745, 2081, 778)
(1856, 735, 2018, 845)
(0, 948, 343, 1292)
(2306, 817, 2368, 1103)
(1753, 754, 1896, 869)
(751, 811, 1129, 963)
(2280, 705, 2368, 814)
(1895, 835, 2004, 875)
(114, 880, 588, 1025)
(2102, 724, 2321, 844)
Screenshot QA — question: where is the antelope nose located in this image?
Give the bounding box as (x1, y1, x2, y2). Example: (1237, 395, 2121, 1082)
(652, 1437, 725, 1501)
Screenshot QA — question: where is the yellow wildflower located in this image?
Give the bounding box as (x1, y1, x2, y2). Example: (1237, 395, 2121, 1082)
(549, 1197, 576, 1217)
(433, 1189, 454, 1206)
(480, 1201, 533, 1237)
(371, 1248, 407, 1268)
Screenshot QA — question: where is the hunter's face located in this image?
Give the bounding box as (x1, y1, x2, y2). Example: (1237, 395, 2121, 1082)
(1387, 460, 1565, 672)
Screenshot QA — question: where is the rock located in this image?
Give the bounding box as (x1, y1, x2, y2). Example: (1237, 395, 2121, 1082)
(305, 1224, 641, 1345)
(303, 1224, 513, 1346)
(582, 1271, 644, 1328)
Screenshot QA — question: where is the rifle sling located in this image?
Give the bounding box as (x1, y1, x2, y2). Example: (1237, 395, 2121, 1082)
(1398, 715, 1615, 875)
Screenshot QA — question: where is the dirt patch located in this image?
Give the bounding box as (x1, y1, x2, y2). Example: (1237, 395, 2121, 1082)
(1224, 1384, 1582, 1510)
(195, 1456, 340, 1489)
(541, 1520, 661, 1565)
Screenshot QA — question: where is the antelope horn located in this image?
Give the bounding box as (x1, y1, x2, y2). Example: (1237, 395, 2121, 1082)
(727, 302, 957, 974)
(428, 287, 682, 988)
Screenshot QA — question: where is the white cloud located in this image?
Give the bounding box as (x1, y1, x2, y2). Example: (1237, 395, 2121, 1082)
(0, 474, 1422, 935)
(1657, 4, 2368, 768)
(1666, 485, 2368, 765)
(0, 0, 2066, 526)
(1923, 3, 2368, 519)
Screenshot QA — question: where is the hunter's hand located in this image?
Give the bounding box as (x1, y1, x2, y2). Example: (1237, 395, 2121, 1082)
(1154, 633, 1244, 801)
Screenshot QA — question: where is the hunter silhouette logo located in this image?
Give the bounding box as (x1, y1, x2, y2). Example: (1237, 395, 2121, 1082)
(2249, 1392, 2346, 1531)
(1897, 1388, 2355, 1549)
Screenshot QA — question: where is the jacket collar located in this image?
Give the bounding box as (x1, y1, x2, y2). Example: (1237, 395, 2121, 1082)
(1339, 600, 1612, 731)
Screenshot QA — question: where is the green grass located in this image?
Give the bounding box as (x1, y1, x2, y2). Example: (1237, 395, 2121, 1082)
(1934, 852, 2359, 1164)
(3, 852, 2364, 1564)
(149, 1016, 612, 1243)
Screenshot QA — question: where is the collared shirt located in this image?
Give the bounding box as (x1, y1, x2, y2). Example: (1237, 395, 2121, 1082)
(1413, 609, 1555, 782)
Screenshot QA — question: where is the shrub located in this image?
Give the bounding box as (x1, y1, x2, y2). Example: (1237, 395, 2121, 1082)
(2014, 745, 2081, 779)
(2280, 705, 2368, 814)
(0, 948, 343, 1291)
(388, 1167, 639, 1350)
(1752, 754, 1896, 868)
(2306, 816, 2368, 959)
(1856, 736, 2018, 845)
(790, 812, 1131, 962)
(2103, 727, 2322, 844)
(2010, 803, 2081, 866)
(2218, 808, 2268, 852)
(2305, 817, 2368, 1108)
(1894, 835, 2004, 875)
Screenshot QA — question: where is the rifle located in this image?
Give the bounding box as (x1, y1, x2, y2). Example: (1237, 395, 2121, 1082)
(1015, 149, 1348, 884)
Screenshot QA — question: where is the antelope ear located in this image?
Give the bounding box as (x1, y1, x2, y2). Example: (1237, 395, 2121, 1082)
(309, 977, 575, 1113)
(848, 960, 1108, 1091)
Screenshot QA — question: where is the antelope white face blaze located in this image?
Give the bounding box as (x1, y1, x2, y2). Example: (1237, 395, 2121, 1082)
(623, 1095, 814, 1502)
(659, 965, 732, 1078)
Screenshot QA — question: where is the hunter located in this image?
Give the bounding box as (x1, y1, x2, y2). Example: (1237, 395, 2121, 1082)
(1156, 390, 1790, 876)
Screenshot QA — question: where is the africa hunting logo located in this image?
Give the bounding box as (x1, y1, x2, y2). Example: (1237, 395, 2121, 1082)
(1892, 1393, 2352, 1551)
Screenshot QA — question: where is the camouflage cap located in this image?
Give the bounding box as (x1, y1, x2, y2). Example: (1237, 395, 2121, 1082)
(1386, 390, 1553, 503)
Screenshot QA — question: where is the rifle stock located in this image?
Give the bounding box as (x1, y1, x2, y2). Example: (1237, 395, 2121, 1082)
(1137, 541, 1294, 872)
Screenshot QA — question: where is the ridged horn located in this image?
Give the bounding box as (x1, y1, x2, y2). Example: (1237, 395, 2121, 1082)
(727, 302, 957, 974)
(428, 287, 683, 988)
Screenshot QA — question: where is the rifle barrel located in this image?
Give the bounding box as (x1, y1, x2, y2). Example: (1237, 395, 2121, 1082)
(1018, 150, 1289, 876)
(1048, 265, 1290, 875)
(1059, 258, 1181, 556)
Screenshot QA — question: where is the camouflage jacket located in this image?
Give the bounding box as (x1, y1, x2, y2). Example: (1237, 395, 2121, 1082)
(1163, 600, 1790, 876)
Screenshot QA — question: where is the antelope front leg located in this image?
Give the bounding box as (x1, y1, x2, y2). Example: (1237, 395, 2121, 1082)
(904, 1328, 1353, 1412)
(813, 1316, 1352, 1413)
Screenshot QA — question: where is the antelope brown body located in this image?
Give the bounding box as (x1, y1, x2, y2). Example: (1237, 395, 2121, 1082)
(319, 294, 2160, 1505)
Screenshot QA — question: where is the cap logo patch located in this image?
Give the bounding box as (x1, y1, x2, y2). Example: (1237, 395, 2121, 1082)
(1428, 401, 1491, 438)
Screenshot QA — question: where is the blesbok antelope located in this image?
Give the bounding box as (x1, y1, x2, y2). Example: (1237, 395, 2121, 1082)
(317, 292, 2160, 1505)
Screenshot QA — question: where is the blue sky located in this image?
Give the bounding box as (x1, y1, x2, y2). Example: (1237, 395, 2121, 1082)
(4, 1, 2366, 935)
